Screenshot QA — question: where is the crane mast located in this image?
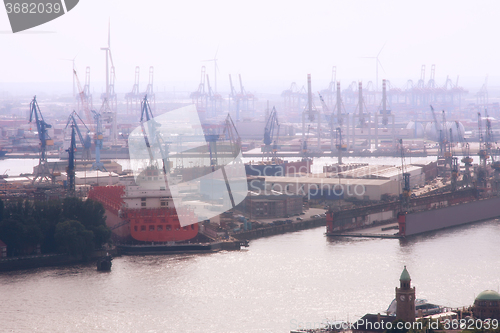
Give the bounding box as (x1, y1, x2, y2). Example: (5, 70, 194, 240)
(318, 92, 334, 155)
(74, 70, 94, 133)
(263, 107, 280, 161)
(66, 124, 76, 194)
(140, 95, 170, 174)
(29, 96, 55, 184)
(66, 111, 91, 161)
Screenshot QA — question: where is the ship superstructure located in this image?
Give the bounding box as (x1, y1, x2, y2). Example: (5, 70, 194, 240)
(89, 167, 199, 243)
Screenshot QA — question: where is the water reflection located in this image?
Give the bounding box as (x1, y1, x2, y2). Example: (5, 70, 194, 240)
(1, 222, 500, 333)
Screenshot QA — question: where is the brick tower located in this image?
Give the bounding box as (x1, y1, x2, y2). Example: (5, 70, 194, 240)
(395, 266, 416, 322)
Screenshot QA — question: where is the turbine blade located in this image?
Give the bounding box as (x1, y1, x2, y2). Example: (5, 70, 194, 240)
(377, 42, 387, 57)
(378, 59, 386, 73)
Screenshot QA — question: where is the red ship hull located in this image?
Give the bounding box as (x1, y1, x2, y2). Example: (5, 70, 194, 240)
(89, 186, 199, 243)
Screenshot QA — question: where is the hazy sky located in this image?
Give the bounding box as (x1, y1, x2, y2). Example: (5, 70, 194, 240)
(1, 0, 499, 94)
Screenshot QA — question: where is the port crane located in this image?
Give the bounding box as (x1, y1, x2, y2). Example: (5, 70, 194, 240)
(263, 106, 280, 161)
(91, 104, 107, 172)
(447, 128, 459, 191)
(477, 112, 489, 168)
(477, 112, 488, 188)
(456, 121, 472, 188)
(66, 124, 76, 194)
(318, 92, 335, 155)
(301, 125, 311, 158)
(335, 127, 346, 165)
(140, 95, 168, 174)
(485, 110, 500, 191)
(29, 96, 55, 184)
(429, 105, 443, 156)
(399, 139, 411, 212)
(65, 111, 92, 161)
(74, 69, 94, 133)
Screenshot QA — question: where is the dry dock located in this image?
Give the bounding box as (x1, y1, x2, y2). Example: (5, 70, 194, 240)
(326, 222, 401, 239)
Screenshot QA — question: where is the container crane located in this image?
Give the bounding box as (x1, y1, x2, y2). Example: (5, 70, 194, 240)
(263, 107, 280, 161)
(65, 111, 91, 161)
(29, 96, 55, 184)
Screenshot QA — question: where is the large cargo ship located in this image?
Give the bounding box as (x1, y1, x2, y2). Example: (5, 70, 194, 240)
(88, 167, 199, 243)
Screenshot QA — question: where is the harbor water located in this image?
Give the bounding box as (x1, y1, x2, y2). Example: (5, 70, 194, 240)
(1, 157, 499, 332)
(1, 219, 500, 332)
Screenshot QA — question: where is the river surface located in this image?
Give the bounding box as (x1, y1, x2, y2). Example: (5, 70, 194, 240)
(1, 156, 498, 332)
(2, 219, 500, 333)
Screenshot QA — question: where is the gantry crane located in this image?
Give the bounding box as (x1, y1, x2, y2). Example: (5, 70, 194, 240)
(65, 111, 91, 161)
(29, 96, 55, 184)
(263, 107, 280, 161)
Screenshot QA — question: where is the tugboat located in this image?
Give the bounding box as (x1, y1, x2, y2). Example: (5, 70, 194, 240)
(96, 253, 112, 271)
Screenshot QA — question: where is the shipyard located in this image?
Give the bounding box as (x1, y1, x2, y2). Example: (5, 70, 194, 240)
(2, 1, 500, 332)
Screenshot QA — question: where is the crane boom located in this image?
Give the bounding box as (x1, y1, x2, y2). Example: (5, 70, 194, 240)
(74, 69, 94, 133)
(66, 111, 92, 160)
(29, 96, 53, 161)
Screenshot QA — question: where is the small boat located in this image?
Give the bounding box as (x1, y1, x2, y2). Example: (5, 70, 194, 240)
(96, 253, 112, 271)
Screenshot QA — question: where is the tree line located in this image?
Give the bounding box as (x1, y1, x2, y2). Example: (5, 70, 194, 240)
(0, 197, 111, 260)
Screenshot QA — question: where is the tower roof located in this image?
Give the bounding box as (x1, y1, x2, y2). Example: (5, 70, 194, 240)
(400, 266, 411, 281)
(476, 290, 500, 301)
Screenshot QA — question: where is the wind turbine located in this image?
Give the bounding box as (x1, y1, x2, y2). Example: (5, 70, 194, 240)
(100, 20, 117, 144)
(61, 55, 78, 99)
(362, 43, 386, 91)
(100, 20, 116, 103)
(203, 47, 219, 94)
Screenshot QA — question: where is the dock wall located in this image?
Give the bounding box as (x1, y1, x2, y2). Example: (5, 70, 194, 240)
(233, 218, 326, 240)
(405, 196, 500, 236)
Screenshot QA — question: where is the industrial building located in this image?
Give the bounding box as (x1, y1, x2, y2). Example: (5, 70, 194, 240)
(260, 175, 401, 201)
(243, 189, 303, 218)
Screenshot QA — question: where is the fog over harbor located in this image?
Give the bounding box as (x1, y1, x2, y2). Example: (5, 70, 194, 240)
(1, 0, 500, 96)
